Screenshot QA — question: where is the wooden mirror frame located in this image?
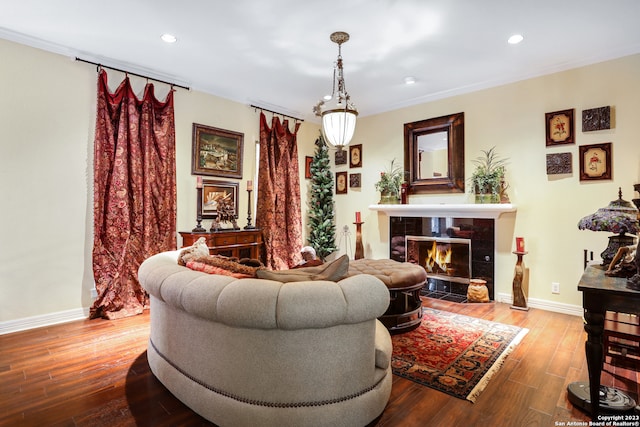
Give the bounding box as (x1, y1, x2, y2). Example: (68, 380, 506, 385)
(404, 112, 465, 194)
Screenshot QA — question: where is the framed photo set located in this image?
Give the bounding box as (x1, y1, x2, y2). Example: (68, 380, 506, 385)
(349, 144, 362, 168)
(545, 109, 574, 146)
(579, 143, 612, 181)
(192, 123, 244, 178)
(305, 156, 313, 179)
(336, 171, 348, 194)
(201, 180, 239, 219)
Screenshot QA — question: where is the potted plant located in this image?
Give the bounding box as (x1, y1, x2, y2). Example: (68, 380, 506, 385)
(469, 147, 509, 204)
(375, 159, 404, 204)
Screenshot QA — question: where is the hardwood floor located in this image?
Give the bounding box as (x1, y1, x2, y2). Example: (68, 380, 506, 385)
(1, 298, 638, 426)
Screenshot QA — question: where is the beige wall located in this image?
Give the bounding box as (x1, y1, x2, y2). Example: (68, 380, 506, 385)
(338, 54, 640, 309)
(0, 39, 319, 325)
(1, 36, 639, 326)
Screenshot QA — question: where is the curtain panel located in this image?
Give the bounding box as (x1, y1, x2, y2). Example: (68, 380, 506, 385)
(91, 70, 177, 320)
(256, 112, 303, 270)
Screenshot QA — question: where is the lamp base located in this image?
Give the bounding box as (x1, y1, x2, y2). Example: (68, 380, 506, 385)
(601, 234, 636, 268)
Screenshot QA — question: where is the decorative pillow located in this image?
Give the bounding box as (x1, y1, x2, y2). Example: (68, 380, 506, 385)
(256, 255, 349, 283)
(187, 254, 263, 277)
(186, 261, 255, 278)
(177, 237, 210, 266)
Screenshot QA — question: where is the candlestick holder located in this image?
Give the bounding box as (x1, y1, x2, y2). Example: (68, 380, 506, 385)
(244, 189, 255, 229)
(511, 251, 529, 311)
(192, 187, 206, 232)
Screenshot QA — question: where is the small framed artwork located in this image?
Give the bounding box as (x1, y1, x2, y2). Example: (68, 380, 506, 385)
(545, 109, 574, 146)
(335, 149, 347, 165)
(336, 171, 348, 194)
(192, 123, 244, 178)
(582, 106, 611, 132)
(305, 156, 313, 179)
(202, 180, 239, 219)
(546, 153, 572, 175)
(349, 144, 362, 168)
(579, 143, 612, 181)
(350, 173, 361, 188)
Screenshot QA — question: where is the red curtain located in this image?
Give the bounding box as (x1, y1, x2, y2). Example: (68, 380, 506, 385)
(256, 112, 303, 270)
(90, 70, 177, 320)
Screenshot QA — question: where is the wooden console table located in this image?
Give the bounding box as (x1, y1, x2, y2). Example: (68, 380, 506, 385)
(180, 229, 263, 260)
(577, 264, 640, 419)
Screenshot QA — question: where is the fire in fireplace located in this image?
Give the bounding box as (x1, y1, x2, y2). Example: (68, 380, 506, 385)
(406, 236, 472, 284)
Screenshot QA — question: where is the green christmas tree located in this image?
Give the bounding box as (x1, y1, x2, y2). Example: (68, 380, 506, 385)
(307, 135, 337, 260)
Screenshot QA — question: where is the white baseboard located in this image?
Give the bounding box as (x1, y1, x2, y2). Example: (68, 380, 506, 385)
(0, 307, 90, 335)
(496, 293, 583, 317)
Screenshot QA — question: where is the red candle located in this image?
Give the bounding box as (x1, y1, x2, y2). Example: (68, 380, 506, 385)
(516, 237, 525, 252)
(196, 176, 202, 189)
(355, 211, 361, 223)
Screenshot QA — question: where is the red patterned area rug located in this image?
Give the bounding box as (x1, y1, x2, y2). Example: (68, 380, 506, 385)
(391, 307, 528, 402)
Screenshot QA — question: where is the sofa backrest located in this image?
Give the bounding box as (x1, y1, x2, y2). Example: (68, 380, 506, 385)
(138, 250, 390, 330)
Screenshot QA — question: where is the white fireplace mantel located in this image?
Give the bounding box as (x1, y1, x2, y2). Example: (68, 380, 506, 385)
(369, 203, 516, 219)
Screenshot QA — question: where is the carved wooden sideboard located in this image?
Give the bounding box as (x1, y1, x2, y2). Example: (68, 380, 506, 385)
(179, 229, 263, 260)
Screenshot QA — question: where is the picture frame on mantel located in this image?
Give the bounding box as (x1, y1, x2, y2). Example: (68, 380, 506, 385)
(545, 109, 575, 146)
(579, 143, 612, 181)
(192, 123, 243, 179)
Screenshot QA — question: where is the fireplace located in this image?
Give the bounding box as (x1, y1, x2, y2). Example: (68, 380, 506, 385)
(406, 236, 472, 283)
(390, 216, 495, 302)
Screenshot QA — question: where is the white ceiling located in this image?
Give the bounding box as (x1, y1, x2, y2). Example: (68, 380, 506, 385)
(2, 0, 640, 122)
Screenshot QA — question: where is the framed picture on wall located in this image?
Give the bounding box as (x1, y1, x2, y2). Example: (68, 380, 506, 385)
(349, 144, 362, 168)
(545, 109, 575, 146)
(579, 143, 612, 181)
(192, 123, 244, 178)
(350, 173, 361, 188)
(201, 180, 239, 219)
(305, 156, 313, 179)
(336, 171, 348, 194)
(335, 149, 347, 165)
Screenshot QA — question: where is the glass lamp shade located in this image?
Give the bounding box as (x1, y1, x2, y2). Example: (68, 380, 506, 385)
(321, 107, 357, 150)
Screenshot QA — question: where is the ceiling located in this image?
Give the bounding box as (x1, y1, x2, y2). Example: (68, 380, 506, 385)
(2, 0, 640, 122)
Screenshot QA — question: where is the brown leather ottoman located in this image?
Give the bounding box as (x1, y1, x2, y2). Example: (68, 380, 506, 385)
(349, 259, 427, 334)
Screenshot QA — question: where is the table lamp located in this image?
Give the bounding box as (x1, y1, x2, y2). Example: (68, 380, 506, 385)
(577, 187, 639, 268)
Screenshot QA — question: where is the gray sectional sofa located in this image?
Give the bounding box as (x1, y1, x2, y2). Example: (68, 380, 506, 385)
(138, 250, 392, 427)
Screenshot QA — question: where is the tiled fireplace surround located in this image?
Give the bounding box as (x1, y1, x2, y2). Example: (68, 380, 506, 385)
(370, 204, 517, 303)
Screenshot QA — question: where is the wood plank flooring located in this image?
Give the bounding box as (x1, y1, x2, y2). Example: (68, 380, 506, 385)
(1, 298, 638, 426)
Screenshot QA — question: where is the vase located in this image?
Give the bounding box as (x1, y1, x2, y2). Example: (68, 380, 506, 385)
(474, 193, 498, 204)
(379, 191, 400, 204)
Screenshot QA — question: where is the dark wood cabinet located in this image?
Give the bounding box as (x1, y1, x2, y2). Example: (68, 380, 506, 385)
(179, 229, 263, 260)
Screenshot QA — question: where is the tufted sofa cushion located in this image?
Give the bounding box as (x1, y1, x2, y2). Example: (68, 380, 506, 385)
(348, 258, 427, 290)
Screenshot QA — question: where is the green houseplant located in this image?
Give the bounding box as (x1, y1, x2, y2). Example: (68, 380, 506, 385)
(374, 159, 404, 204)
(469, 146, 509, 204)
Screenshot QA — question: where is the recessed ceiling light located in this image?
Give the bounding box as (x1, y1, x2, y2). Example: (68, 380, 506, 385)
(323, 94, 332, 101)
(508, 34, 524, 45)
(404, 76, 416, 85)
(161, 33, 177, 43)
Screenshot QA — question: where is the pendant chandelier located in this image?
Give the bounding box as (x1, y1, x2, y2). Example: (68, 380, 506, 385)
(313, 31, 358, 151)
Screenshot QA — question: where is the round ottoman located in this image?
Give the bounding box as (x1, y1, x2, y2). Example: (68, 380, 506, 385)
(349, 259, 427, 334)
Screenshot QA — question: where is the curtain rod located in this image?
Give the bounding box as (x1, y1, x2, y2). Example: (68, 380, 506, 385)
(75, 57, 190, 91)
(251, 104, 304, 122)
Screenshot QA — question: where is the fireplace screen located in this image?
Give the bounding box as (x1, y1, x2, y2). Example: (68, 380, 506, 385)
(406, 236, 472, 284)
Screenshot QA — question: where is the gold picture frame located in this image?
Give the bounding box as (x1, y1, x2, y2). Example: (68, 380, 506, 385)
(192, 123, 243, 178)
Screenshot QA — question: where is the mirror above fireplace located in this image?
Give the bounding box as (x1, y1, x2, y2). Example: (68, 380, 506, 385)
(404, 112, 465, 194)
